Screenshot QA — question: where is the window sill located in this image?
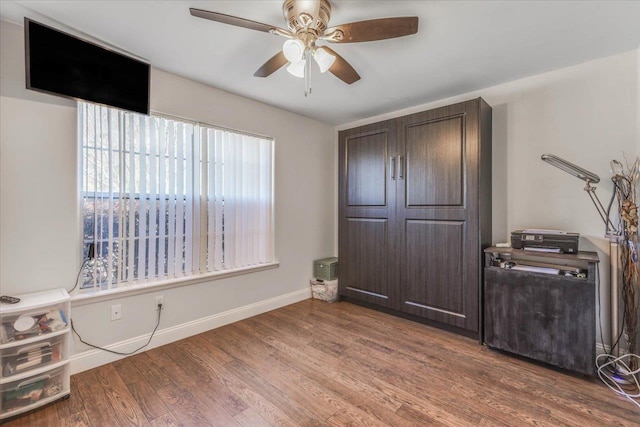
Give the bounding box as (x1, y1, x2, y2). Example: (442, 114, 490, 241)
(71, 261, 280, 307)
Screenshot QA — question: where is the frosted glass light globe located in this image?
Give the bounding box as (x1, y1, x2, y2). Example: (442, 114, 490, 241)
(287, 59, 306, 78)
(313, 47, 336, 73)
(283, 39, 305, 63)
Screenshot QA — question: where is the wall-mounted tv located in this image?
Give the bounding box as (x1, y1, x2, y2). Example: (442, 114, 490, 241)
(25, 18, 150, 115)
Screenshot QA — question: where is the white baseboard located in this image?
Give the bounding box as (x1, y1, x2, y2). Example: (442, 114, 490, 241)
(70, 287, 311, 374)
(597, 343, 611, 355)
(597, 342, 637, 357)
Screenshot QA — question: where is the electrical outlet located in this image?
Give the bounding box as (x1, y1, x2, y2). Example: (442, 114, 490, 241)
(111, 304, 122, 321)
(155, 295, 164, 310)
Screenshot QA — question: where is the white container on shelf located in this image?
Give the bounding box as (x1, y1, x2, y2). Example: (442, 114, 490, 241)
(0, 289, 71, 419)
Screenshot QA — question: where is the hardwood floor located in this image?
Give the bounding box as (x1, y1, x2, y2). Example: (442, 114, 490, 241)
(4, 300, 638, 426)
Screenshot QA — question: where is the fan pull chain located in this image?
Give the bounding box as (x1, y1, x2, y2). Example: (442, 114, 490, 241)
(304, 49, 312, 97)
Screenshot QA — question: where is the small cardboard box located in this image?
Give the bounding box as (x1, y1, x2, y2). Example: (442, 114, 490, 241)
(310, 279, 338, 303)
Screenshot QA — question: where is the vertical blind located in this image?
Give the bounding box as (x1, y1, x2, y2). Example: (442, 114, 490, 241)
(80, 102, 274, 291)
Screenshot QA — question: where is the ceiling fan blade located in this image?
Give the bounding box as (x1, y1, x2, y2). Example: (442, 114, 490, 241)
(324, 17, 419, 43)
(254, 51, 289, 78)
(190, 8, 289, 34)
(322, 47, 360, 84)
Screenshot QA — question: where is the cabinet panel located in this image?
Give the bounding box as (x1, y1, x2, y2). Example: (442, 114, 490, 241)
(484, 264, 596, 375)
(345, 131, 389, 207)
(340, 217, 391, 305)
(401, 220, 466, 323)
(339, 120, 397, 309)
(405, 116, 464, 207)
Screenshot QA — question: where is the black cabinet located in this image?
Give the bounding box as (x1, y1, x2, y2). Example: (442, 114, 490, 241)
(338, 98, 492, 337)
(483, 248, 598, 375)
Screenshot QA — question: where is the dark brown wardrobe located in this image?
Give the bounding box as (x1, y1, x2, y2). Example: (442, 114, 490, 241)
(338, 98, 492, 338)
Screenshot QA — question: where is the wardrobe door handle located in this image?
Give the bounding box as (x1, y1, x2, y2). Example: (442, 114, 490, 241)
(399, 156, 405, 179)
(390, 157, 396, 180)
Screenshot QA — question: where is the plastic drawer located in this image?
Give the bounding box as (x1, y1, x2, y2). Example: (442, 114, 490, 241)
(1, 366, 65, 415)
(1, 335, 66, 378)
(0, 304, 69, 345)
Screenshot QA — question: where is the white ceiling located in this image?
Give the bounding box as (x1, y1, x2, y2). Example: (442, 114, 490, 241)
(2, 1, 640, 125)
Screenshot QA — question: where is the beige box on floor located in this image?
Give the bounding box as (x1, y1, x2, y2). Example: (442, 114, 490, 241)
(310, 279, 338, 303)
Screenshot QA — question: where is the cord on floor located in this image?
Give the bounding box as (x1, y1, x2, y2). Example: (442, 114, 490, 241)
(71, 304, 163, 356)
(594, 262, 640, 408)
(596, 353, 640, 409)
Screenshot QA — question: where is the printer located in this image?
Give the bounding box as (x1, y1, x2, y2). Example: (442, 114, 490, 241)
(511, 229, 579, 254)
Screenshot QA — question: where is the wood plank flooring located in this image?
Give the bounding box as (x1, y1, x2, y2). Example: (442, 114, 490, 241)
(3, 300, 638, 426)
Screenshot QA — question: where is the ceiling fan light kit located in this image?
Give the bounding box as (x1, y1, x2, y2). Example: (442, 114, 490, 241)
(287, 58, 306, 78)
(313, 47, 336, 73)
(190, 0, 419, 95)
(283, 38, 305, 62)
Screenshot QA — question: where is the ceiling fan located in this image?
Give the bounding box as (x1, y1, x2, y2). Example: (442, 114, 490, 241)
(190, 0, 418, 94)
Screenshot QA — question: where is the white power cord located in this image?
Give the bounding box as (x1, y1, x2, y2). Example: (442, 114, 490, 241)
(596, 353, 640, 409)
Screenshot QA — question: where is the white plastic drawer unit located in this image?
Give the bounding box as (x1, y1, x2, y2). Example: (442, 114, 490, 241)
(0, 366, 68, 416)
(0, 289, 71, 419)
(1, 334, 66, 377)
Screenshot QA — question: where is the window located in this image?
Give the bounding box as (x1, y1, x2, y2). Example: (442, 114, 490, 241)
(80, 102, 274, 291)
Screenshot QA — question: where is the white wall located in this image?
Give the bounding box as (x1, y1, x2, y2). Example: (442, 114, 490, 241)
(0, 19, 335, 371)
(337, 49, 640, 346)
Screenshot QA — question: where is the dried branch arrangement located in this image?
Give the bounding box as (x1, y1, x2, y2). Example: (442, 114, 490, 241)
(612, 157, 640, 369)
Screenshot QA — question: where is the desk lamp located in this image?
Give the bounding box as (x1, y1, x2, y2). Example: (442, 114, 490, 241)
(541, 154, 621, 356)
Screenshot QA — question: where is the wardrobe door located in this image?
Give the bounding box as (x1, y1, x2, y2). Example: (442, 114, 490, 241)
(396, 100, 483, 333)
(338, 120, 397, 307)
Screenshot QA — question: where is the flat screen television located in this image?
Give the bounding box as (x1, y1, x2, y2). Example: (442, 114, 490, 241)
(25, 18, 150, 115)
